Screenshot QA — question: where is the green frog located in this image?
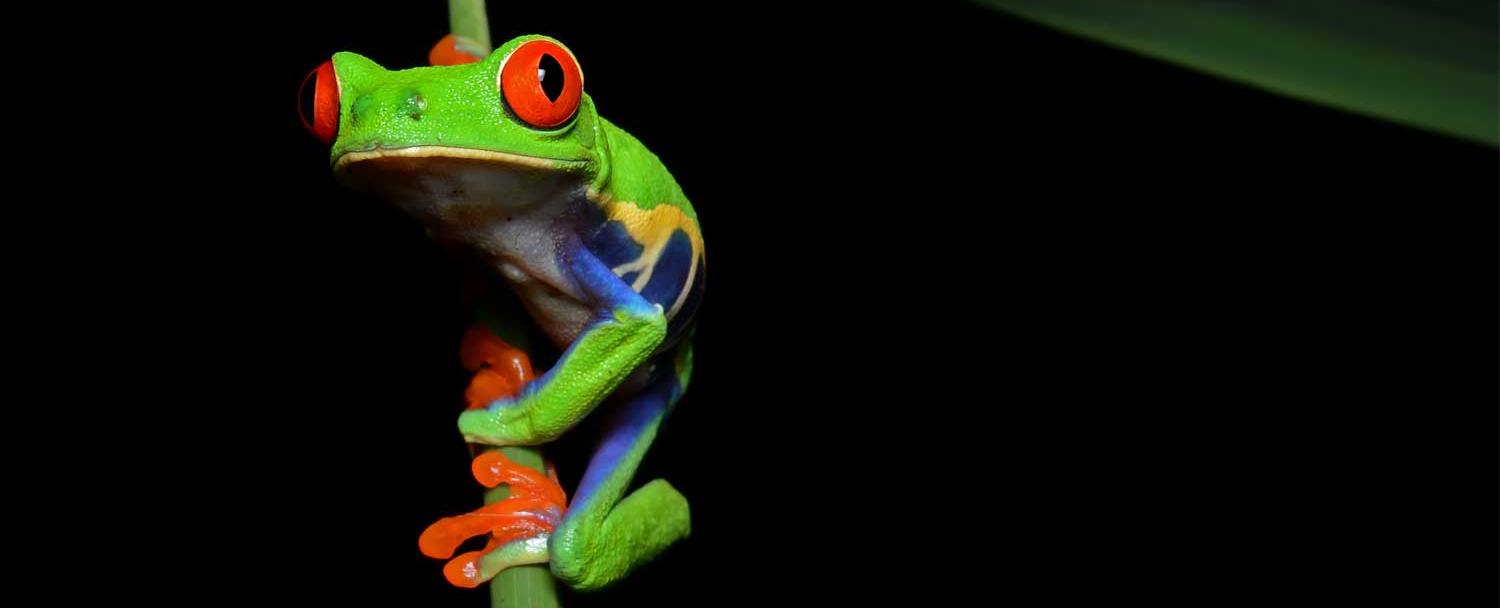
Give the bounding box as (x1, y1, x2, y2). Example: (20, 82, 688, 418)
(301, 33, 703, 591)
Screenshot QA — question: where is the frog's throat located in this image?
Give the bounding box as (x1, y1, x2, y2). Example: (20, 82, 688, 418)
(333, 145, 587, 173)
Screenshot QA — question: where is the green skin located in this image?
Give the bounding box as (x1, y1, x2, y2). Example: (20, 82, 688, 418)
(326, 35, 701, 591)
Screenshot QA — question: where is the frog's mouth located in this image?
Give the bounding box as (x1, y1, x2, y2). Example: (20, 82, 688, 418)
(333, 145, 582, 173)
(334, 145, 588, 217)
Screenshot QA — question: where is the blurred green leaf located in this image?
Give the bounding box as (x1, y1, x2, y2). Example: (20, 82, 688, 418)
(979, 0, 1499, 145)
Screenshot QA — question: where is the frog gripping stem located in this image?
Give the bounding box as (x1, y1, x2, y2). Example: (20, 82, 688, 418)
(308, 0, 701, 602)
(418, 450, 566, 587)
(418, 323, 567, 599)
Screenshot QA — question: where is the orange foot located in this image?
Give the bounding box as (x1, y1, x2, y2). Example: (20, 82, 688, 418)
(460, 323, 534, 411)
(419, 450, 568, 587)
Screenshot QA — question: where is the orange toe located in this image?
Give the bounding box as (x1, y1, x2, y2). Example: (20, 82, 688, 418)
(465, 369, 517, 410)
(471, 450, 567, 508)
(429, 34, 483, 66)
(460, 324, 535, 410)
(418, 497, 558, 560)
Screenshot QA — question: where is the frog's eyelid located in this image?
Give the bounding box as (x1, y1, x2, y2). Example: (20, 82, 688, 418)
(299, 59, 340, 146)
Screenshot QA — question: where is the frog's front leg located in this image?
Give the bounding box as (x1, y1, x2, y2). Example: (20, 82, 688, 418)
(457, 236, 668, 446)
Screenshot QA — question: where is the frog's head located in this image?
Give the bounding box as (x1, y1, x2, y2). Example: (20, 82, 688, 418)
(301, 35, 605, 221)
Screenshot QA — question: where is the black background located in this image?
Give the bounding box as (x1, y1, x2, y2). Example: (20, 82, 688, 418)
(26, 1, 1496, 604)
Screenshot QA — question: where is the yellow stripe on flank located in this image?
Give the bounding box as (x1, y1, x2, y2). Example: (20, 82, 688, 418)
(603, 201, 704, 319)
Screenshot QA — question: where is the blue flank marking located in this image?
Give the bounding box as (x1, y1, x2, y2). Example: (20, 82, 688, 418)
(640, 230, 694, 311)
(663, 255, 705, 348)
(568, 372, 681, 512)
(620, 270, 641, 285)
(586, 221, 644, 269)
(482, 232, 662, 413)
(565, 232, 655, 318)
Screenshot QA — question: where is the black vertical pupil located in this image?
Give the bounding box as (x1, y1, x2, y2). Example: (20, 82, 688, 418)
(539, 54, 564, 102)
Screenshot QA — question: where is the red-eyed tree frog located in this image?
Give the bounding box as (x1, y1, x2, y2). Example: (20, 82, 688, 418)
(300, 34, 703, 591)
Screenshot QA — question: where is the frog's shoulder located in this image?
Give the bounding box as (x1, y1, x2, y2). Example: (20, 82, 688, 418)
(583, 118, 705, 345)
(593, 117, 698, 223)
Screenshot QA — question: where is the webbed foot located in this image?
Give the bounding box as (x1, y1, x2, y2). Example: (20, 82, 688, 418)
(418, 450, 568, 588)
(418, 324, 564, 588)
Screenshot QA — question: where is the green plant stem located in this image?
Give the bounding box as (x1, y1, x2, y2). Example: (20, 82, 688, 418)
(481, 447, 561, 608)
(453, 2, 549, 604)
(448, 0, 492, 56)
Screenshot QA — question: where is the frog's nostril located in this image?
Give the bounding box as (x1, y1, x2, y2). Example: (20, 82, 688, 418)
(405, 93, 428, 120)
(351, 94, 377, 124)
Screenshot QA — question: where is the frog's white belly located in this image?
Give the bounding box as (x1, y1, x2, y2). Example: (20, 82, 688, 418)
(461, 183, 594, 348)
(497, 260, 592, 347)
(337, 151, 597, 347)
(450, 191, 597, 348)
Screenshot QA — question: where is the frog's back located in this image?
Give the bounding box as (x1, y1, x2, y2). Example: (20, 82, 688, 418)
(584, 118, 705, 348)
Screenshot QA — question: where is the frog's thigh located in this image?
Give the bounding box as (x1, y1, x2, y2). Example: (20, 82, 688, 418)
(548, 353, 692, 591)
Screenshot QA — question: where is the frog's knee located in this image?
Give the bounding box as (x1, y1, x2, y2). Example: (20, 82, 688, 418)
(548, 479, 691, 591)
(548, 531, 611, 591)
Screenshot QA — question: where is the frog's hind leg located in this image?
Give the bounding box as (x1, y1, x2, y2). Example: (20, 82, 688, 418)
(549, 344, 694, 591)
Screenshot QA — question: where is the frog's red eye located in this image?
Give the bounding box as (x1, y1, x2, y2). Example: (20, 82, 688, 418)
(298, 60, 340, 145)
(499, 40, 583, 128)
